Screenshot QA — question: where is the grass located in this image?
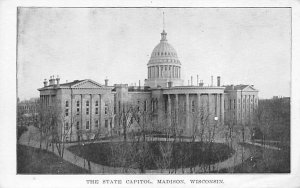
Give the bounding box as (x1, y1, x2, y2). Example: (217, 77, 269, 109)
(68, 141, 234, 170)
(17, 144, 88, 174)
(217, 142, 290, 173)
(17, 126, 28, 140)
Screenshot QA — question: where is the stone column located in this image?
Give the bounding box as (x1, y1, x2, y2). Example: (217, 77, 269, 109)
(221, 94, 224, 124)
(185, 94, 190, 135)
(99, 94, 102, 128)
(216, 94, 220, 126)
(175, 94, 179, 129)
(81, 94, 83, 131)
(207, 94, 210, 123)
(90, 94, 92, 131)
(167, 94, 171, 127)
(197, 93, 201, 129)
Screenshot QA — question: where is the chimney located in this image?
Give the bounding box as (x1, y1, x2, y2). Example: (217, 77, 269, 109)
(49, 76, 55, 85)
(105, 78, 109, 86)
(43, 79, 48, 87)
(56, 75, 60, 87)
(199, 80, 204, 87)
(167, 81, 173, 88)
(191, 76, 193, 86)
(217, 76, 220, 86)
(211, 76, 213, 86)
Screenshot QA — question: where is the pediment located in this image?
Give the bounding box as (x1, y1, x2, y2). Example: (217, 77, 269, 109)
(242, 85, 257, 92)
(71, 79, 103, 89)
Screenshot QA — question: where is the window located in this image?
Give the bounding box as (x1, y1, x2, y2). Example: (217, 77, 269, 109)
(95, 120, 99, 128)
(65, 101, 69, 107)
(65, 122, 69, 130)
(144, 100, 147, 112)
(119, 101, 121, 112)
(86, 108, 89, 115)
(76, 122, 80, 130)
(95, 100, 99, 106)
(137, 101, 140, 111)
(86, 121, 90, 130)
(95, 108, 99, 114)
(86, 100, 89, 106)
(192, 100, 195, 113)
(233, 99, 236, 109)
(65, 109, 69, 116)
(105, 120, 108, 128)
(77, 101, 80, 107)
(77, 108, 80, 115)
(105, 103, 108, 114)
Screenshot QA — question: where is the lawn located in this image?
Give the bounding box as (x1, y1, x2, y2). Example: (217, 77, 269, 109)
(68, 141, 234, 170)
(218, 142, 290, 173)
(17, 144, 88, 174)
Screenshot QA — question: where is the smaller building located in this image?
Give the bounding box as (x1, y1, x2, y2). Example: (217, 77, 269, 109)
(224, 85, 259, 126)
(38, 76, 115, 142)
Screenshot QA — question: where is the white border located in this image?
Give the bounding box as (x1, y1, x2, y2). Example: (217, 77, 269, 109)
(0, 0, 299, 187)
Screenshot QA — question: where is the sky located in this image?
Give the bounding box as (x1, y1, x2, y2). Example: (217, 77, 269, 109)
(17, 8, 291, 100)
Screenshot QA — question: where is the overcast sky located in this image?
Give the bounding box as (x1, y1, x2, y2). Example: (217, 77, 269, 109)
(17, 8, 291, 100)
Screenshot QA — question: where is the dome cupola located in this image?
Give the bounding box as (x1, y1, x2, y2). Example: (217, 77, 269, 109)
(145, 30, 183, 88)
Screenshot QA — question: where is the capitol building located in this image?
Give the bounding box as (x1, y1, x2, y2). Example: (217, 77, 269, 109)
(38, 29, 259, 142)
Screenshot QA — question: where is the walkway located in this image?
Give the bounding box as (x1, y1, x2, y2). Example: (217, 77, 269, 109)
(18, 125, 251, 174)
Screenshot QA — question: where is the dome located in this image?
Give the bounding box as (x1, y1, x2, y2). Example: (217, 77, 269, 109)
(148, 30, 181, 65)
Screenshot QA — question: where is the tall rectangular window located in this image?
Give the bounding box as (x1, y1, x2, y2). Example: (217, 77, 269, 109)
(233, 99, 236, 109)
(86, 121, 90, 130)
(65, 122, 69, 130)
(77, 101, 80, 107)
(95, 100, 99, 106)
(65, 101, 69, 107)
(105, 103, 108, 114)
(65, 109, 69, 117)
(144, 100, 147, 112)
(86, 108, 89, 115)
(77, 108, 80, 115)
(192, 100, 195, 113)
(95, 108, 98, 115)
(95, 120, 99, 128)
(105, 119, 108, 128)
(76, 121, 80, 130)
(86, 100, 89, 107)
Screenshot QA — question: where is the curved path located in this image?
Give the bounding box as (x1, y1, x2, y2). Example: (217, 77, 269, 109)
(18, 125, 252, 174)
